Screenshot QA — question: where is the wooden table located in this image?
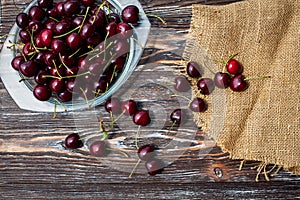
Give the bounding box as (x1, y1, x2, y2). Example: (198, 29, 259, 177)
(1, 0, 300, 199)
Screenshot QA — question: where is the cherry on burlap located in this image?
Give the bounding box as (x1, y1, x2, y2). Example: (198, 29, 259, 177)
(182, 0, 300, 177)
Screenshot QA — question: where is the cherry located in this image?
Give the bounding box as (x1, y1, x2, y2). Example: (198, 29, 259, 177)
(170, 109, 184, 125)
(145, 158, 164, 176)
(105, 22, 117, 37)
(40, 29, 53, 47)
(11, 55, 25, 71)
(186, 61, 201, 78)
(65, 133, 83, 149)
(55, 21, 71, 35)
(44, 52, 58, 68)
(38, 0, 53, 9)
(29, 6, 45, 21)
(105, 98, 121, 114)
(116, 22, 133, 39)
(214, 72, 231, 89)
(58, 90, 72, 102)
(113, 39, 130, 56)
(86, 32, 103, 47)
(197, 78, 215, 95)
(66, 79, 76, 93)
(16, 13, 29, 29)
(28, 20, 43, 34)
(34, 70, 49, 85)
(230, 74, 248, 92)
(94, 76, 108, 94)
(138, 144, 155, 161)
(63, 0, 80, 16)
(33, 85, 52, 101)
(65, 66, 79, 77)
(81, 0, 95, 6)
(89, 140, 108, 157)
(49, 78, 66, 93)
(80, 23, 95, 39)
(72, 16, 84, 27)
(121, 99, 138, 115)
(189, 98, 207, 112)
(22, 42, 35, 57)
(51, 39, 66, 54)
(121, 5, 139, 24)
(111, 56, 126, 72)
(19, 29, 31, 43)
(55, 2, 65, 16)
(226, 59, 243, 75)
(174, 76, 190, 92)
(133, 110, 151, 126)
(66, 32, 83, 50)
(19, 60, 39, 77)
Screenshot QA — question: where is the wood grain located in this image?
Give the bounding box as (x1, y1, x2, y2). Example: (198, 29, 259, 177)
(1, 0, 300, 199)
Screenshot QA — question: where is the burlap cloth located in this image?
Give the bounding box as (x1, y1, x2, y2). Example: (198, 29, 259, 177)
(182, 0, 300, 176)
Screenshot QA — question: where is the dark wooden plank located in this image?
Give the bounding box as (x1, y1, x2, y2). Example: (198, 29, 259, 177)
(1, 0, 300, 199)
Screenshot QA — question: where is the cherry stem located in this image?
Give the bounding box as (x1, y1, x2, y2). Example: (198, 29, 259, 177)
(135, 125, 141, 149)
(165, 121, 176, 135)
(53, 98, 68, 112)
(53, 102, 57, 119)
(0, 34, 17, 39)
(110, 110, 126, 127)
(42, 71, 91, 79)
(59, 53, 73, 74)
(78, 6, 90, 33)
(69, 48, 81, 58)
(244, 75, 271, 81)
(129, 159, 141, 178)
(228, 53, 239, 60)
(170, 94, 191, 103)
(53, 26, 80, 39)
(141, 14, 167, 25)
(80, 87, 91, 109)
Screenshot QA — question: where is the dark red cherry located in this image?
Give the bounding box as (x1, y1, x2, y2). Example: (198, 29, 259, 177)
(189, 98, 207, 112)
(230, 74, 248, 92)
(116, 22, 133, 39)
(81, 0, 95, 6)
(55, 21, 71, 35)
(38, 0, 53, 8)
(65, 133, 83, 149)
(170, 109, 185, 125)
(66, 79, 75, 93)
(113, 39, 130, 57)
(19, 60, 39, 77)
(63, 0, 80, 16)
(226, 59, 243, 75)
(72, 16, 84, 27)
(33, 85, 52, 101)
(94, 77, 108, 94)
(40, 29, 53, 47)
(121, 5, 139, 24)
(45, 19, 56, 30)
(34, 70, 49, 85)
(22, 42, 35, 57)
(214, 72, 231, 88)
(49, 66, 65, 77)
(16, 13, 29, 29)
(133, 110, 151, 126)
(55, 2, 65, 16)
(58, 90, 72, 102)
(138, 144, 155, 161)
(11, 55, 25, 71)
(121, 100, 138, 115)
(86, 32, 102, 47)
(19, 29, 31, 43)
(44, 52, 58, 68)
(89, 140, 108, 157)
(174, 76, 190, 92)
(49, 78, 65, 93)
(65, 66, 78, 77)
(105, 22, 117, 37)
(145, 158, 164, 176)
(51, 39, 66, 54)
(105, 98, 121, 114)
(80, 23, 95, 39)
(187, 61, 201, 78)
(28, 20, 43, 34)
(29, 6, 45, 21)
(66, 32, 83, 50)
(197, 78, 215, 95)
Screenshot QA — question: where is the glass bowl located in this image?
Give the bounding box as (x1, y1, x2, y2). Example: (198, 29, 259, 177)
(0, 0, 150, 112)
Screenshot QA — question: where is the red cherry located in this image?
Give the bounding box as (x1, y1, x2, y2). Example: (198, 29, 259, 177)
(230, 74, 248, 92)
(133, 110, 151, 126)
(226, 59, 243, 75)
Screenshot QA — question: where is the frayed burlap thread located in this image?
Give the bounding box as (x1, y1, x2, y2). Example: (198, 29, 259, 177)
(182, 0, 300, 175)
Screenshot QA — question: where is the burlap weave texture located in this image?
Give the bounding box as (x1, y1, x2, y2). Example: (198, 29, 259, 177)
(183, 0, 300, 174)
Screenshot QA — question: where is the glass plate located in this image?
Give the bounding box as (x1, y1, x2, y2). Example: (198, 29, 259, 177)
(0, 0, 150, 112)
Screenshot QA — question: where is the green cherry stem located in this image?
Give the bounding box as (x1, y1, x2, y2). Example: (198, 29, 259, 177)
(129, 159, 141, 178)
(78, 6, 90, 33)
(53, 26, 80, 39)
(135, 125, 141, 149)
(165, 121, 176, 135)
(59, 53, 73, 74)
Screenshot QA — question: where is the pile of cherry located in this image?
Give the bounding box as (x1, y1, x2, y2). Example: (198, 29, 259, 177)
(65, 97, 168, 176)
(11, 0, 140, 103)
